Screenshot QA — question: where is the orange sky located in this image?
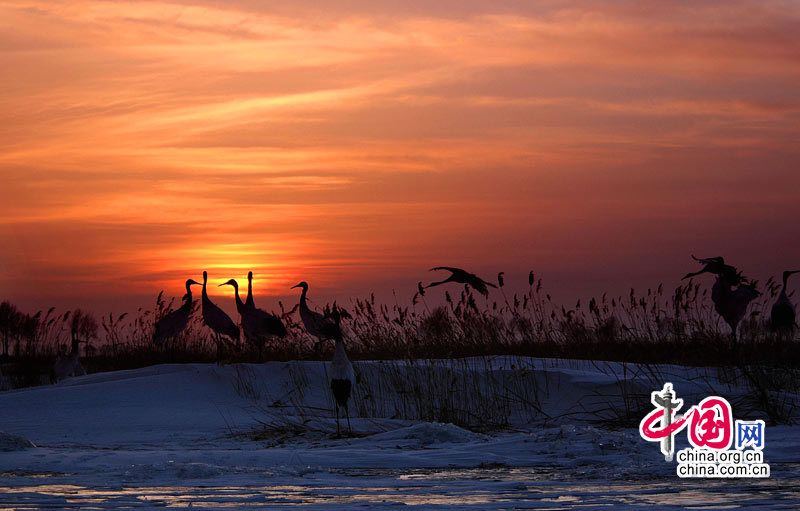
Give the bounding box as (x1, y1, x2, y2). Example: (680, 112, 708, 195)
(1, 1, 799, 314)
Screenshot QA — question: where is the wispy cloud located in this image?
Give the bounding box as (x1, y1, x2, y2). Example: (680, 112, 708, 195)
(1, 0, 799, 310)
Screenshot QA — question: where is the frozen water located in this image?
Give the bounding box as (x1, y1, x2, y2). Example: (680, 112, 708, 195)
(0, 359, 797, 509)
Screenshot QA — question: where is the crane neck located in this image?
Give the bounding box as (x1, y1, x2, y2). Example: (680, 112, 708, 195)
(232, 284, 245, 310)
(246, 276, 254, 308)
(779, 277, 790, 300)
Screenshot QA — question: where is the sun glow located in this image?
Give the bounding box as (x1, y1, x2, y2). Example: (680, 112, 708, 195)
(1, 1, 799, 311)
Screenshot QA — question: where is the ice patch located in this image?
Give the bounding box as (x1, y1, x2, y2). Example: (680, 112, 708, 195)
(0, 431, 35, 451)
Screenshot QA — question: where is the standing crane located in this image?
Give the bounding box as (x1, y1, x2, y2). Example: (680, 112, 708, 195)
(683, 256, 760, 340)
(291, 282, 354, 436)
(328, 305, 354, 437)
(770, 270, 799, 336)
(426, 266, 497, 297)
(201, 271, 240, 359)
(244, 271, 287, 350)
(153, 279, 201, 346)
(219, 278, 286, 359)
(291, 281, 341, 340)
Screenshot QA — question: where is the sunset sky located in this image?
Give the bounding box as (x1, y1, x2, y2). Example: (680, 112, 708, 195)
(2, 1, 799, 314)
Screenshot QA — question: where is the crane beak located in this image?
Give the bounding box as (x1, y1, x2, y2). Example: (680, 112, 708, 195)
(291, 284, 301, 289)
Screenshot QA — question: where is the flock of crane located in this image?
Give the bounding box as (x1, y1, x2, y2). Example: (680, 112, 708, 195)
(148, 271, 354, 434)
(147, 267, 501, 435)
(49, 261, 797, 435)
(682, 256, 798, 339)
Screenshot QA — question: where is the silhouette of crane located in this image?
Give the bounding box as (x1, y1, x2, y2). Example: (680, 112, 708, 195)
(243, 271, 287, 344)
(770, 270, 799, 336)
(426, 266, 497, 297)
(153, 279, 201, 346)
(683, 256, 760, 339)
(219, 278, 286, 358)
(291, 281, 341, 340)
(201, 271, 240, 358)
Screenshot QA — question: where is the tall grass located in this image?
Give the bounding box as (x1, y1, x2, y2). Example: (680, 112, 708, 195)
(1, 273, 798, 390)
(229, 355, 799, 436)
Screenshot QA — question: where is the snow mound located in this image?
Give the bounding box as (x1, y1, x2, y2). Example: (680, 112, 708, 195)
(369, 422, 484, 446)
(0, 431, 35, 451)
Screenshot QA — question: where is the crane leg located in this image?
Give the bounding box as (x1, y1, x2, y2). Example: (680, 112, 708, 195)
(335, 405, 341, 437)
(346, 404, 352, 436)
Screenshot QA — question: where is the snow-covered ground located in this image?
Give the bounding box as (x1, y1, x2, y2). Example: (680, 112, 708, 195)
(1, 359, 798, 509)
